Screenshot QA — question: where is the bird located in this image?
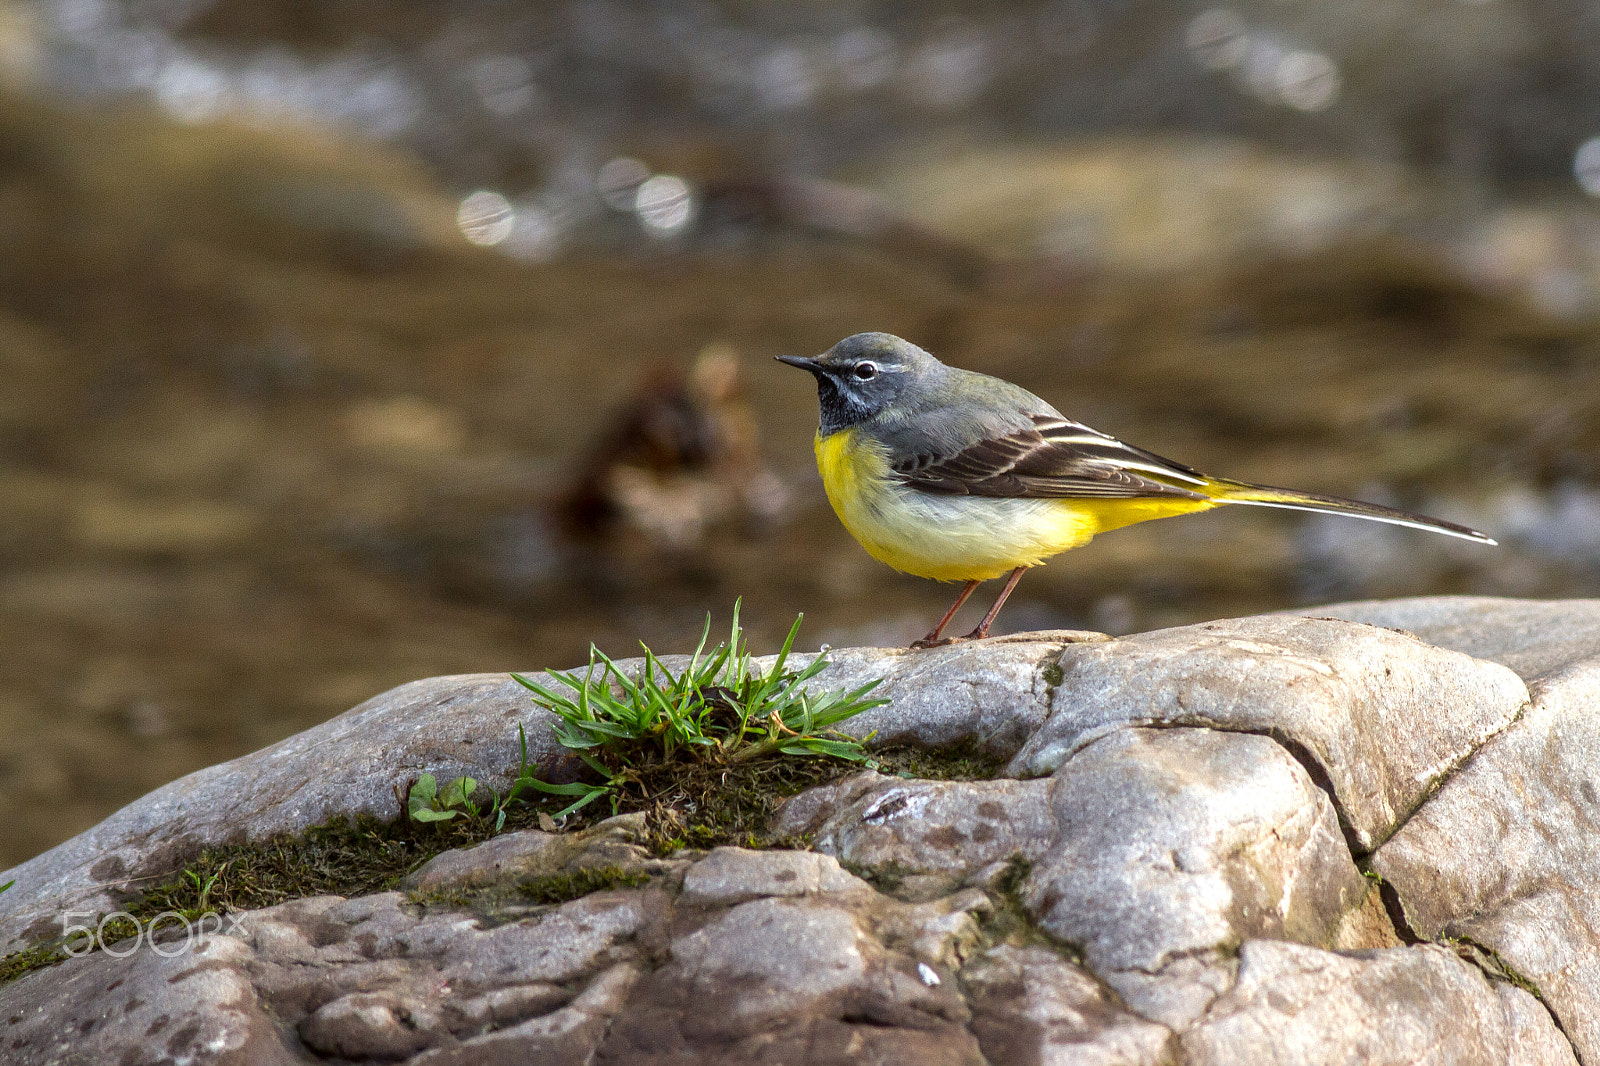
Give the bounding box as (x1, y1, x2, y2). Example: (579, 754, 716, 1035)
(778, 332, 1495, 648)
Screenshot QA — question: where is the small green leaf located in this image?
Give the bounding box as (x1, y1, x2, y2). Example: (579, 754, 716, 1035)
(525, 779, 606, 796)
(407, 773, 439, 819)
(553, 787, 610, 819)
(782, 738, 874, 761)
(509, 672, 546, 694)
(438, 776, 477, 809)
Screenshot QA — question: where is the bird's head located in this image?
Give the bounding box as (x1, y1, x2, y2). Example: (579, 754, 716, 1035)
(777, 332, 942, 434)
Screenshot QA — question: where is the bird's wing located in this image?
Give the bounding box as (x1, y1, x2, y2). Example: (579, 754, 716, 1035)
(892, 415, 1212, 500)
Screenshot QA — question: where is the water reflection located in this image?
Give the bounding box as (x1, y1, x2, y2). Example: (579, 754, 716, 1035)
(1275, 51, 1339, 112)
(904, 23, 990, 112)
(1575, 139, 1600, 197)
(467, 54, 539, 117)
(635, 175, 695, 236)
(1186, 10, 1248, 72)
(596, 156, 649, 211)
(503, 203, 563, 263)
(10, 0, 1597, 198)
(833, 27, 897, 90)
(153, 52, 226, 122)
(2, 0, 1600, 870)
(456, 189, 515, 246)
(755, 46, 814, 112)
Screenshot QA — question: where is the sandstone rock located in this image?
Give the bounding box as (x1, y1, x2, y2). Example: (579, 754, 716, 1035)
(1181, 940, 1576, 1066)
(678, 845, 871, 906)
(771, 727, 1380, 1031)
(403, 825, 561, 894)
(789, 632, 1101, 757)
(1300, 595, 1600, 683)
(1, 879, 653, 1064)
(1500, 983, 1584, 1066)
(0, 932, 301, 1066)
(0, 837, 998, 1066)
(300, 990, 444, 1059)
(408, 963, 642, 1066)
(777, 730, 1384, 1022)
(1371, 659, 1600, 1061)
(403, 811, 674, 896)
(1007, 614, 1528, 850)
(2, 600, 1592, 1065)
(1025, 727, 1367, 1027)
(602, 891, 986, 1064)
(770, 771, 1056, 886)
(963, 944, 1176, 1066)
(0, 637, 1079, 955)
(0, 672, 566, 954)
(1312, 598, 1600, 1062)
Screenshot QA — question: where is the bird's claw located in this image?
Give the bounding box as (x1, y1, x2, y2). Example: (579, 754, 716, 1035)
(911, 627, 996, 650)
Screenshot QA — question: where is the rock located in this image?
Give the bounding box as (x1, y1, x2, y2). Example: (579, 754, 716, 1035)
(404, 826, 562, 894)
(300, 990, 444, 1059)
(669, 897, 923, 1032)
(1, 879, 656, 1064)
(789, 632, 1102, 758)
(0, 841, 994, 1066)
(1296, 595, 1600, 683)
(769, 771, 1056, 888)
(1181, 940, 1575, 1066)
(771, 728, 1380, 1031)
(963, 944, 1176, 1065)
(602, 888, 986, 1064)
(1371, 659, 1600, 1060)
(1284, 598, 1600, 1062)
(0, 932, 302, 1066)
(0, 636, 1078, 955)
(407, 964, 642, 1066)
(404, 812, 672, 896)
(1025, 727, 1368, 1028)
(779, 728, 1380, 1022)
(678, 845, 871, 906)
(1007, 614, 1528, 850)
(3, 598, 1595, 1065)
(1500, 983, 1584, 1066)
(0, 672, 567, 954)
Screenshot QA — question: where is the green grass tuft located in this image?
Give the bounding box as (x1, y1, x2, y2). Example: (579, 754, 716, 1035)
(502, 603, 887, 820)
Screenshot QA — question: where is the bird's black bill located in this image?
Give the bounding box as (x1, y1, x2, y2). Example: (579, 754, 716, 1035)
(776, 354, 822, 372)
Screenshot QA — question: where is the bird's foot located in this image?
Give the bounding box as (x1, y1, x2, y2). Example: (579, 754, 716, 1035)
(909, 635, 966, 650)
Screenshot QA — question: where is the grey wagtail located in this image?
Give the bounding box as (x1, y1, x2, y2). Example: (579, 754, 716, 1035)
(779, 332, 1495, 648)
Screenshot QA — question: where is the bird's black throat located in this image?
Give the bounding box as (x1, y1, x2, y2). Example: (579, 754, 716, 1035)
(813, 374, 873, 435)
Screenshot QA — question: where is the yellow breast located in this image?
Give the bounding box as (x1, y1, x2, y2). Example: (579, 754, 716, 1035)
(813, 428, 1215, 581)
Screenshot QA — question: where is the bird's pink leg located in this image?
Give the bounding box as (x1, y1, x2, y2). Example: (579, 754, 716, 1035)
(962, 566, 1027, 640)
(910, 579, 981, 649)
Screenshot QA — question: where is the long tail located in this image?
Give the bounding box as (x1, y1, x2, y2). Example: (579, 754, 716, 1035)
(1206, 479, 1497, 545)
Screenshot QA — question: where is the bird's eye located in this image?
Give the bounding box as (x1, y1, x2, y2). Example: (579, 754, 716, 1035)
(852, 362, 879, 381)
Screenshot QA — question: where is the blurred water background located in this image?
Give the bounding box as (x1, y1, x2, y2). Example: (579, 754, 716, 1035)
(3, 0, 1600, 864)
